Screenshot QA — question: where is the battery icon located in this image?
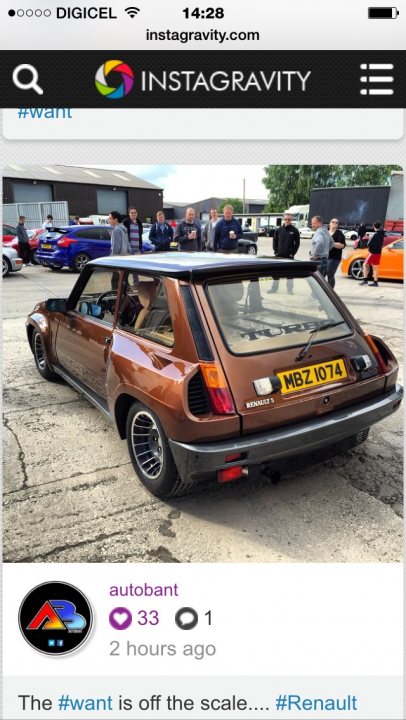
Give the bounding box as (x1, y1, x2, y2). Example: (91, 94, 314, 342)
(368, 7, 399, 18)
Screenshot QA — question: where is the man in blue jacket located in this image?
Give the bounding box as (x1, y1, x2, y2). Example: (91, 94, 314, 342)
(149, 211, 174, 252)
(213, 205, 243, 253)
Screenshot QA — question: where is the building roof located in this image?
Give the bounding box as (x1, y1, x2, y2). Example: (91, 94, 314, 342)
(4, 165, 163, 191)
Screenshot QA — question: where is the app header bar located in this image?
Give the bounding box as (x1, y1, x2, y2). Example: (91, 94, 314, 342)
(3, 51, 405, 109)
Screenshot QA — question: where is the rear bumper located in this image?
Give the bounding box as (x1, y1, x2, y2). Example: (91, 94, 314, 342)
(169, 384, 403, 484)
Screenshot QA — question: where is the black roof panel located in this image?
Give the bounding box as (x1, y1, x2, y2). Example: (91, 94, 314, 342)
(89, 252, 317, 278)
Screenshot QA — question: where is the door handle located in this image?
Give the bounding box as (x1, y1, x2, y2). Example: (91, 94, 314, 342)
(104, 336, 112, 345)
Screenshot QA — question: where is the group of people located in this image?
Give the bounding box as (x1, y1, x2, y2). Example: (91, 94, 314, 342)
(16, 204, 385, 289)
(271, 212, 385, 289)
(107, 204, 245, 256)
(269, 212, 345, 290)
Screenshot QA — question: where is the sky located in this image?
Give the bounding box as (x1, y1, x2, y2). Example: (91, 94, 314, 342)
(90, 165, 268, 203)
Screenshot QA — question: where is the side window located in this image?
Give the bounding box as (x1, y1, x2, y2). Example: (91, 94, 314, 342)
(118, 273, 174, 347)
(4, 225, 16, 236)
(391, 240, 403, 249)
(74, 269, 119, 326)
(75, 228, 109, 240)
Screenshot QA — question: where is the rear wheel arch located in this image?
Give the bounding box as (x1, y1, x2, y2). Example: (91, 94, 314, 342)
(114, 392, 142, 439)
(26, 323, 35, 352)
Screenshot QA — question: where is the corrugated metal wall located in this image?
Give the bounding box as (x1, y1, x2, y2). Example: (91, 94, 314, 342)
(3, 179, 163, 223)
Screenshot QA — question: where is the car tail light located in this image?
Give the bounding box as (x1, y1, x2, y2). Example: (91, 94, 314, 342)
(218, 465, 243, 483)
(200, 363, 236, 415)
(364, 334, 389, 373)
(56, 238, 78, 248)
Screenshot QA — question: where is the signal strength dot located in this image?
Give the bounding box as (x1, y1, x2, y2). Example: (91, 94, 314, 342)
(125, 6, 141, 17)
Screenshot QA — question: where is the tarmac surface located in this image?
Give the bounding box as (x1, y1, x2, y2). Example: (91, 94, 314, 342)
(3, 237, 403, 563)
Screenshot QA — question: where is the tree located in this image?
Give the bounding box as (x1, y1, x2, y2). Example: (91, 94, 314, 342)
(218, 198, 244, 213)
(262, 165, 401, 212)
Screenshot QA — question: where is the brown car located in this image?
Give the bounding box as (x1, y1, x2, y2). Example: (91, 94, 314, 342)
(26, 253, 403, 498)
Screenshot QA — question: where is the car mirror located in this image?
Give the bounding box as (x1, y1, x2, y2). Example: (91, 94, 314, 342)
(45, 298, 67, 313)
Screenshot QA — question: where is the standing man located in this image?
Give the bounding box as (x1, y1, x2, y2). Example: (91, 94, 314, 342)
(309, 215, 333, 276)
(69, 216, 80, 226)
(42, 214, 54, 229)
(108, 211, 131, 255)
(149, 211, 174, 251)
(213, 204, 243, 253)
(360, 221, 385, 287)
(326, 218, 346, 288)
(175, 207, 202, 252)
(202, 207, 219, 251)
(123, 206, 143, 254)
(357, 221, 368, 248)
(268, 212, 300, 294)
(16, 215, 31, 265)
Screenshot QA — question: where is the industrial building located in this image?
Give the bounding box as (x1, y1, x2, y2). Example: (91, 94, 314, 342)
(3, 165, 163, 222)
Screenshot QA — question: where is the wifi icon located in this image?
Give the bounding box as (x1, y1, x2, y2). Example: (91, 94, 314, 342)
(125, 6, 141, 17)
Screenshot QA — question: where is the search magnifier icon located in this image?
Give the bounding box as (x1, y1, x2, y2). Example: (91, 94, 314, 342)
(12, 64, 44, 95)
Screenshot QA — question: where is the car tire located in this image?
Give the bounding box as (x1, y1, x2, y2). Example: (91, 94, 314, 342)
(73, 252, 91, 272)
(2, 256, 11, 277)
(247, 244, 257, 255)
(31, 329, 56, 381)
(31, 250, 39, 265)
(349, 258, 365, 280)
(126, 402, 187, 498)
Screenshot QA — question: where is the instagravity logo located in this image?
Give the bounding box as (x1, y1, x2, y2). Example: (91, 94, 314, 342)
(95, 60, 134, 99)
(19, 581, 93, 655)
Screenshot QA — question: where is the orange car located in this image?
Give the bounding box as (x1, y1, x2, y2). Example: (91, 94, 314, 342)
(341, 238, 403, 281)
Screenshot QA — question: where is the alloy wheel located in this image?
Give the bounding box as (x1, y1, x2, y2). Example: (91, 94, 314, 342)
(130, 410, 164, 480)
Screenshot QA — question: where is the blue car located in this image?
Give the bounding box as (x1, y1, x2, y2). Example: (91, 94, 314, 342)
(36, 225, 154, 272)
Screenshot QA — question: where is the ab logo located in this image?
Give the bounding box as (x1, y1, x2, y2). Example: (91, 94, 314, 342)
(19, 581, 93, 655)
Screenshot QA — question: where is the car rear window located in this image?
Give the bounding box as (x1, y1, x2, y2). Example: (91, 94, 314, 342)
(206, 275, 351, 355)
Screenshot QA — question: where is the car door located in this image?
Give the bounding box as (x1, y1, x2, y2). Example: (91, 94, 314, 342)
(74, 227, 111, 260)
(55, 267, 120, 398)
(380, 240, 403, 279)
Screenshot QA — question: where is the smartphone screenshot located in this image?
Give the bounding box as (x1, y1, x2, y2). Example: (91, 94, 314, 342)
(1, 1, 404, 718)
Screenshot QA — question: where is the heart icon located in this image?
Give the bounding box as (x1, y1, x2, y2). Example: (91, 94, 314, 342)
(109, 607, 132, 630)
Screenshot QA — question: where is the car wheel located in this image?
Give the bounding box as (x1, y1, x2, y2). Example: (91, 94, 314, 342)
(2, 256, 11, 277)
(126, 402, 186, 498)
(31, 329, 56, 381)
(247, 244, 257, 255)
(349, 258, 365, 280)
(73, 252, 91, 272)
(31, 250, 39, 265)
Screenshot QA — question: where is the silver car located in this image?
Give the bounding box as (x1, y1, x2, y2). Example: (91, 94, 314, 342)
(3, 247, 23, 277)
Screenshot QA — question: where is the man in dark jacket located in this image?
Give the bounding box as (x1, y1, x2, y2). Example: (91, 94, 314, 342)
(357, 222, 368, 248)
(360, 221, 385, 287)
(123, 207, 143, 254)
(149, 211, 173, 251)
(269, 212, 300, 294)
(175, 207, 202, 252)
(213, 204, 243, 253)
(326, 218, 346, 288)
(16, 215, 32, 264)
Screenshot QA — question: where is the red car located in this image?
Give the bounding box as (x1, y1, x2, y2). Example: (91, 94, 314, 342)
(2, 224, 43, 264)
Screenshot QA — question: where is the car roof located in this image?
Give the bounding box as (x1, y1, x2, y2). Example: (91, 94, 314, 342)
(88, 252, 317, 279)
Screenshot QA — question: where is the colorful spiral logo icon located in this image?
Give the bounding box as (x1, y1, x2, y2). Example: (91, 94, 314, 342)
(95, 60, 134, 100)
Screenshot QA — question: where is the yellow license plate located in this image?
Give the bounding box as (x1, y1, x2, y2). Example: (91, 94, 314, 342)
(277, 358, 347, 394)
(42, 243, 52, 249)
(170, 242, 178, 248)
